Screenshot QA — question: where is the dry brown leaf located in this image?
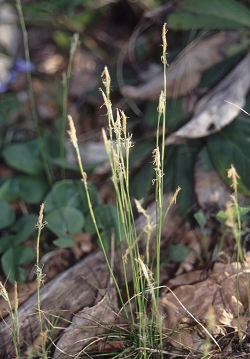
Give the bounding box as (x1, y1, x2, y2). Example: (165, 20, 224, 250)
(120, 31, 241, 101)
(160, 262, 249, 350)
(37, 53, 64, 74)
(175, 230, 203, 275)
(195, 167, 231, 214)
(166, 270, 203, 288)
(72, 233, 93, 259)
(53, 285, 118, 358)
(165, 52, 250, 145)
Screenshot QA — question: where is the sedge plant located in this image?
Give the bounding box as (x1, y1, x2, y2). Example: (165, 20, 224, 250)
(65, 22, 176, 358)
(224, 165, 250, 346)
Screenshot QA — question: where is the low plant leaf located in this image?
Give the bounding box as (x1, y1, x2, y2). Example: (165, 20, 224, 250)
(84, 204, 124, 249)
(2, 143, 43, 175)
(44, 180, 99, 215)
(168, 13, 244, 31)
(11, 214, 37, 246)
(0, 200, 15, 229)
(129, 139, 155, 169)
(144, 99, 185, 131)
(194, 210, 206, 228)
(45, 206, 85, 236)
(0, 94, 21, 125)
(216, 210, 228, 225)
(162, 244, 191, 265)
(168, 0, 250, 30)
(130, 162, 154, 200)
(0, 176, 49, 204)
(164, 140, 202, 217)
(1, 246, 35, 284)
(53, 235, 75, 248)
(206, 118, 250, 195)
(0, 235, 15, 253)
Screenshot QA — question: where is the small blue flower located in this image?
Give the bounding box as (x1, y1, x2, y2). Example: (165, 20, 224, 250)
(14, 58, 35, 72)
(0, 58, 35, 93)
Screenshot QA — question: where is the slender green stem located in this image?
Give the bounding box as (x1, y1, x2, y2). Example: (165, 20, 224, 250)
(36, 203, 46, 334)
(61, 33, 79, 178)
(16, 0, 53, 187)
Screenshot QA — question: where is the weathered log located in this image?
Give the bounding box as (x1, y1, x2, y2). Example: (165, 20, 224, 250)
(0, 250, 115, 358)
(0, 193, 184, 358)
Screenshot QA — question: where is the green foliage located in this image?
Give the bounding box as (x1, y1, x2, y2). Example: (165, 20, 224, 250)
(85, 204, 124, 250)
(2, 143, 44, 175)
(151, 0, 250, 218)
(216, 206, 250, 225)
(161, 244, 190, 265)
(168, 0, 250, 30)
(130, 162, 154, 200)
(164, 139, 203, 217)
(44, 179, 99, 214)
(0, 176, 49, 204)
(0, 213, 37, 284)
(194, 210, 206, 228)
(45, 206, 85, 236)
(207, 118, 250, 196)
(10, 215, 38, 246)
(0, 94, 21, 125)
(53, 235, 75, 248)
(2, 134, 66, 175)
(1, 246, 34, 284)
(0, 200, 15, 229)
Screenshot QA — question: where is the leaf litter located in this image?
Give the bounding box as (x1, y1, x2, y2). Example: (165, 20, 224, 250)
(120, 31, 241, 101)
(166, 52, 250, 144)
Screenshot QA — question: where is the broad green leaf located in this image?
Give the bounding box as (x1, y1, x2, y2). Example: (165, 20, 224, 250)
(129, 139, 155, 169)
(18, 176, 49, 204)
(143, 99, 185, 131)
(216, 206, 250, 225)
(53, 235, 75, 248)
(0, 200, 15, 229)
(206, 118, 250, 195)
(84, 204, 124, 249)
(2, 143, 43, 175)
(199, 52, 243, 88)
(168, 13, 245, 30)
(216, 210, 228, 225)
(237, 206, 250, 217)
(27, 134, 66, 170)
(194, 210, 207, 228)
(0, 94, 21, 125)
(130, 162, 154, 200)
(161, 244, 190, 265)
(1, 246, 34, 284)
(11, 215, 38, 246)
(0, 176, 49, 204)
(0, 235, 15, 253)
(15, 245, 35, 264)
(182, 0, 250, 26)
(164, 140, 203, 217)
(45, 206, 85, 236)
(0, 179, 11, 199)
(44, 180, 99, 214)
(48, 157, 79, 171)
(168, 0, 250, 30)
(41, 134, 64, 162)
